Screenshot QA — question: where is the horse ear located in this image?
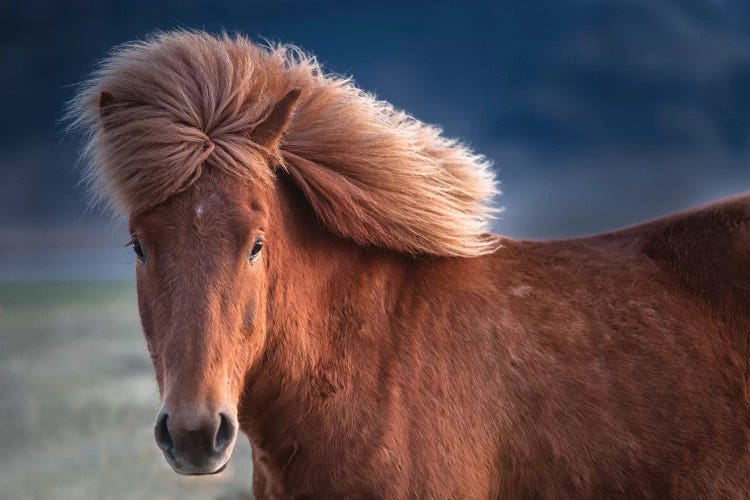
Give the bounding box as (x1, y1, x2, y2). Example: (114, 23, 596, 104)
(99, 91, 116, 120)
(252, 88, 302, 148)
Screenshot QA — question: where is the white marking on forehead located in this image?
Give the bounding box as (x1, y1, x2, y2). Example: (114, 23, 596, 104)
(193, 194, 220, 220)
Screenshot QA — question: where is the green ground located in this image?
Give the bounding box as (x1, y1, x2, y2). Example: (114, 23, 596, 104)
(0, 283, 253, 499)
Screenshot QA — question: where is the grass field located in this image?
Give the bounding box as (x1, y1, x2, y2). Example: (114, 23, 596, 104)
(0, 283, 253, 499)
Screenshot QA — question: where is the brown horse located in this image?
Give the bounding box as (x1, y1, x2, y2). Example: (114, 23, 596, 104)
(69, 31, 750, 498)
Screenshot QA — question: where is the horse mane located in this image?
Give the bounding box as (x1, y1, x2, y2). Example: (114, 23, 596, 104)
(67, 31, 500, 257)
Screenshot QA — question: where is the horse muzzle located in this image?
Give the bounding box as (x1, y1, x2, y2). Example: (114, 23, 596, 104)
(154, 407, 238, 475)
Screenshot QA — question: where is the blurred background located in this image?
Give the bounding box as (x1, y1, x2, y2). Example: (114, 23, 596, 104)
(1, 0, 749, 498)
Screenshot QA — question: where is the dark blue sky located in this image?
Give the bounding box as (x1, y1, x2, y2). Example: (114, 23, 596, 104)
(2, 0, 750, 279)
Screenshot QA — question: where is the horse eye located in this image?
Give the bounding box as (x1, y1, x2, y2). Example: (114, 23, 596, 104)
(248, 236, 264, 262)
(130, 236, 146, 262)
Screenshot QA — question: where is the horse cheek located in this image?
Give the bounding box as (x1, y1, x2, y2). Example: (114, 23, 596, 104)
(135, 279, 165, 394)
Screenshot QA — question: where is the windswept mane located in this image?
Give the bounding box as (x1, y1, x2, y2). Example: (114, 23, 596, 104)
(68, 31, 500, 257)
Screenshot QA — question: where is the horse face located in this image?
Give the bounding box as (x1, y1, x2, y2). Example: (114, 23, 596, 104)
(128, 171, 269, 475)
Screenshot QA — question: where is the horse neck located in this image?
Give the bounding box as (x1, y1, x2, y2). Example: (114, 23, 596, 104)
(240, 173, 410, 431)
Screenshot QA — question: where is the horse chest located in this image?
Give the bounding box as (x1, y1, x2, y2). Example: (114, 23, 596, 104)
(251, 442, 402, 499)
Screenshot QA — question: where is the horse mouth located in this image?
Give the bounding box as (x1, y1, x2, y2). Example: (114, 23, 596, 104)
(162, 448, 231, 476)
(173, 461, 228, 476)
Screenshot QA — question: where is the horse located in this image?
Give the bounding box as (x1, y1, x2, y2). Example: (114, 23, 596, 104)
(68, 31, 750, 498)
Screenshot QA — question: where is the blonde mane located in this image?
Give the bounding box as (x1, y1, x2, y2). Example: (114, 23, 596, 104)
(68, 31, 500, 257)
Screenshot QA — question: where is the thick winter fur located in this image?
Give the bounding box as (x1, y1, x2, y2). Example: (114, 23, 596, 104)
(69, 31, 750, 498)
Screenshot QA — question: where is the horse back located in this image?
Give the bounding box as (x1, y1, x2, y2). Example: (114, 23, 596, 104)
(624, 193, 750, 345)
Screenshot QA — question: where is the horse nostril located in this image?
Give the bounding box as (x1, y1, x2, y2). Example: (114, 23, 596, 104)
(154, 412, 174, 454)
(214, 412, 235, 454)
